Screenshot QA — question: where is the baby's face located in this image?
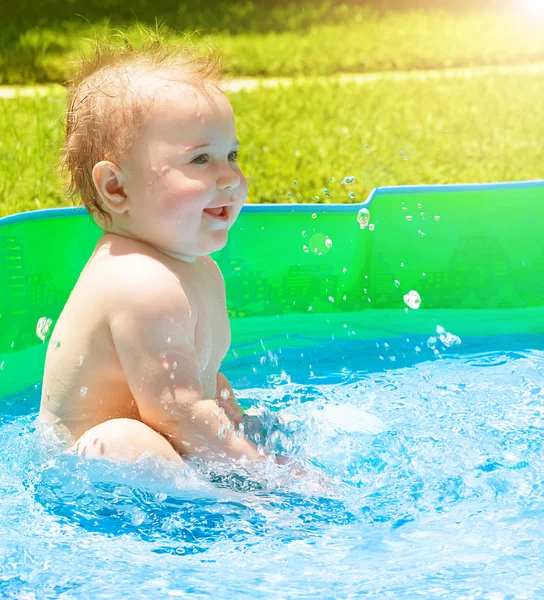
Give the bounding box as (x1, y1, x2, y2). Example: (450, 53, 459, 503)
(119, 85, 248, 260)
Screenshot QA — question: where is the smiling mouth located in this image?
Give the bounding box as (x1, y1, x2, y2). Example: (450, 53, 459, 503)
(203, 206, 229, 221)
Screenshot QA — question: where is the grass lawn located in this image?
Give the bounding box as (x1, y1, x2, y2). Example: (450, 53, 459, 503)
(1, 68, 543, 217)
(1, 4, 543, 84)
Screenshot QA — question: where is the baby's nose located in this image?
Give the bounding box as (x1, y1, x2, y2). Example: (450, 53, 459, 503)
(217, 172, 240, 190)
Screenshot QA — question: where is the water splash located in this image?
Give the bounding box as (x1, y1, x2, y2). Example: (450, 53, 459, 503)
(357, 208, 370, 229)
(403, 290, 422, 309)
(36, 317, 52, 342)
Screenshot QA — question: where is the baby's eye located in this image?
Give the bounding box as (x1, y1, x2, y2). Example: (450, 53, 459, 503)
(192, 151, 239, 164)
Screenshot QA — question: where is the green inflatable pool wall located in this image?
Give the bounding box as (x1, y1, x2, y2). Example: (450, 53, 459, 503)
(1, 181, 543, 397)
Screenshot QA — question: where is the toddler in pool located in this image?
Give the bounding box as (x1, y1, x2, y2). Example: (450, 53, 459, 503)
(39, 40, 284, 466)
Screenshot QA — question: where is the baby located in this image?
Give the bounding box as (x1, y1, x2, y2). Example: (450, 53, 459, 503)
(39, 41, 280, 466)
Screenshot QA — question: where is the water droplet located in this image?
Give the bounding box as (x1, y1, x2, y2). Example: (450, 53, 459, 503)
(343, 295, 347, 300)
(418, 230, 426, 236)
(342, 267, 347, 274)
(402, 207, 408, 212)
(403, 290, 422, 309)
(79, 386, 88, 397)
(166, 336, 172, 344)
(308, 306, 313, 312)
(348, 191, 356, 199)
(341, 175, 355, 185)
(398, 151, 403, 156)
(422, 272, 427, 277)
(323, 189, 330, 196)
(400, 262, 405, 267)
(170, 372, 175, 380)
(302, 230, 306, 236)
(368, 223, 375, 231)
(404, 156, 408, 160)
(434, 215, 441, 221)
(420, 212, 425, 218)
(314, 196, 319, 201)
(220, 388, 230, 401)
(78, 356, 84, 367)
(311, 213, 317, 219)
(436, 325, 462, 347)
(363, 288, 367, 294)
(328, 296, 335, 303)
(172, 361, 177, 370)
(36, 317, 52, 342)
(406, 215, 413, 221)
(417, 203, 422, 209)
(329, 177, 334, 181)
(357, 207, 370, 229)
(293, 180, 298, 185)
(325, 238, 333, 248)
(302, 245, 309, 253)
(427, 336, 437, 348)
(415, 346, 422, 353)
(394, 280, 400, 288)
(287, 192, 292, 197)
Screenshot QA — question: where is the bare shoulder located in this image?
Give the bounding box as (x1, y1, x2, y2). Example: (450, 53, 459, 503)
(200, 255, 227, 296)
(91, 241, 193, 323)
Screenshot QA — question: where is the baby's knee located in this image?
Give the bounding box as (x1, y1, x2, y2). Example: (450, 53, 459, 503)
(73, 418, 183, 464)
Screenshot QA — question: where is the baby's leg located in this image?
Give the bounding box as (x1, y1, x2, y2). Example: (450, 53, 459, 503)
(72, 418, 184, 464)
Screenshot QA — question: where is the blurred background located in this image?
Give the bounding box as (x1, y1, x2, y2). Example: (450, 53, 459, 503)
(0, 0, 543, 215)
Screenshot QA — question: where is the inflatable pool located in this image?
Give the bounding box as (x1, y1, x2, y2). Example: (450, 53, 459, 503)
(2, 180, 544, 598)
(1, 180, 543, 398)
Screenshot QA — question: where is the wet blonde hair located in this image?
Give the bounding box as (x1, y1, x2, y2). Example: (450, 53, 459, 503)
(62, 33, 226, 225)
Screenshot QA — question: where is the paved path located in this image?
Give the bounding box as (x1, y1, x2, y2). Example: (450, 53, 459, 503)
(1, 62, 544, 98)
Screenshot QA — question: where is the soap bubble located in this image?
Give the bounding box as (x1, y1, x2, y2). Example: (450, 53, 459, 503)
(403, 290, 421, 309)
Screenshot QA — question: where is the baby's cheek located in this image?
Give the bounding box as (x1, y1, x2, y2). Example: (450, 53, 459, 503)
(159, 179, 206, 213)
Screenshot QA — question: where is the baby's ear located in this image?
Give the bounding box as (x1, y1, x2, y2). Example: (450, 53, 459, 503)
(91, 161, 128, 215)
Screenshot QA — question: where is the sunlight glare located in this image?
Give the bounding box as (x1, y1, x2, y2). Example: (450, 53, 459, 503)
(521, 0, 544, 17)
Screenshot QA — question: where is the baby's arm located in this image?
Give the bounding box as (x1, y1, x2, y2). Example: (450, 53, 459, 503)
(107, 267, 264, 463)
(216, 371, 244, 426)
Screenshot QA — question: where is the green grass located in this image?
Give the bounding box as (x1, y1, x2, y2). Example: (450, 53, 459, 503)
(1, 4, 544, 84)
(1, 69, 543, 217)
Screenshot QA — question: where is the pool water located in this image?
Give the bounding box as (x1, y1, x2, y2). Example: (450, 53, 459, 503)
(1, 334, 544, 599)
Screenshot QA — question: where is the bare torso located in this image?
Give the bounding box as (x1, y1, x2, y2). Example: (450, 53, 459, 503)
(39, 233, 230, 445)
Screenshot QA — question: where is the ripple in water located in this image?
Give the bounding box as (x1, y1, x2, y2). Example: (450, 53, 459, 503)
(1, 338, 543, 598)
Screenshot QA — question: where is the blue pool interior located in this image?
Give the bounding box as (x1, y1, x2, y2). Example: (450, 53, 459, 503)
(1, 333, 544, 598)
